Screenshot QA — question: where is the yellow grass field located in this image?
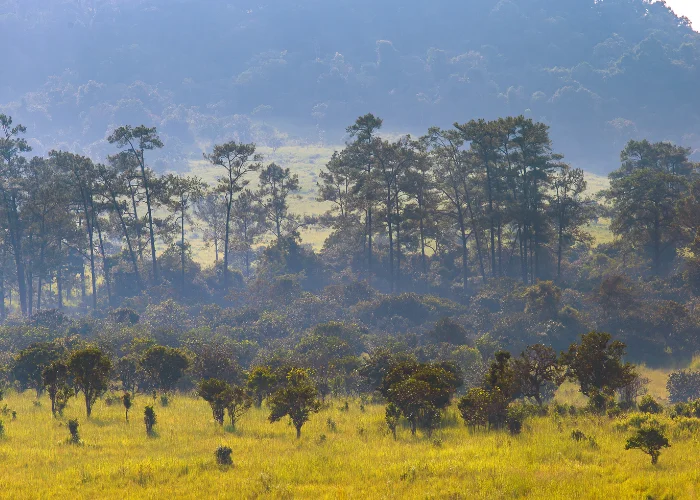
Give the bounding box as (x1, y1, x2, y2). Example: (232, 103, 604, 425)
(0, 371, 698, 500)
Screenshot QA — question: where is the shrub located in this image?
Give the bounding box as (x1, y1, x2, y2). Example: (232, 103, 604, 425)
(667, 370, 700, 403)
(571, 429, 587, 441)
(625, 425, 670, 465)
(160, 394, 170, 407)
(122, 393, 132, 422)
(68, 419, 80, 444)
(385, 403, 401, 440)
(670, 399, 700, 418)
(0, 420, 4, 437)
(215, 445, 233, 466)
(638, 395, 663, 414)
(506, 405, 525, 435)
(326, 417, 337, 432)
(144, 406, 156, 436)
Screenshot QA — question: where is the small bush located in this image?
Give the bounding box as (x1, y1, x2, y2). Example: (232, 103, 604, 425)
(326, 417, 337, 432)
(670, 399, 700, 419)
(160, 394, 170, 407)
(571, 429, 587, 441)
(0, 420, 4, 437)
(215, 445, 233, 466)
(625, 425, 670, 465)
(68, 419, 80, 444)
(638, 395, 663, 414)
(144, 406, 156, 436)
(506, 406, 525, 435)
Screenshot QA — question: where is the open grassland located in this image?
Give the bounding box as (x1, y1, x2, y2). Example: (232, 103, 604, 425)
(0, 372, 698, 500)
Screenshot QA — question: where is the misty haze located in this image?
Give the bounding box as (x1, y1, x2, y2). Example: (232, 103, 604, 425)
(0, 1, 699, 498)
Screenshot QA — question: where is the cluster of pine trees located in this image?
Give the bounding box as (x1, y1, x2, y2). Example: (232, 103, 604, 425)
(0, 112, 699, 322)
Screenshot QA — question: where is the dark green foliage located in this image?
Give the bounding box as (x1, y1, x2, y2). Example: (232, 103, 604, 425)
(385, 403, 401, 440)
(215, 446, 233, 466)
(140, 346, 189, 394)
(383, 361, 461, 436)
(513, 345, 563, 406)
(144, 406, 156, 435)
(115, 356, 140, 395)
(457, 388, 490, 429)
(484, 351, 517, 400)
(638, 395, 663, 414)
(666, 370, 700, 403)
(506, 406, 525, 435)
(561, 331, 637, 398)
(625, 426, 670, 465)
(198, 378, 232, 425)
(122, 393, 132, 422)
(226, 386, 252, 429)
(68, 347, 112, 418)
(68, 419, 80, 444)
(247, 366, 277, 407)
(571, 430, 587, 442)
(268, 368, 321, 438)
(12, 342, 64, 397)
(42, 361, 72, 417)
(670, 400, 700, 419)
(428, 317, 469, 345)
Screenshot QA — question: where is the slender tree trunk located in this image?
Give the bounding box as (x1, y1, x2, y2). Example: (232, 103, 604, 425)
(57, 240, 63, 310)
(181, 203, 186, 295)
(5, 194, 27, 315)
(129, 182, 144, 262)
(94, 214, 112, 306)
(0, 243, 6, 321)
(387, 187, 394, 292)
(140, 161, 158, 284)
(111, 191, 142, 289)
(223, 193, 232, 290)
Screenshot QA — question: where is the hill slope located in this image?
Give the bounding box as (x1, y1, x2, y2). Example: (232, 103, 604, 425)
(2, 0, 699, 171)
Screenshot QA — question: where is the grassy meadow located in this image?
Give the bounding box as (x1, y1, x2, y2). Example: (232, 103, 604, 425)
(0, 365, 698, 499)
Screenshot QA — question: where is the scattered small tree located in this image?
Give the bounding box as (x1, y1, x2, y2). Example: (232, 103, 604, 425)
(144, 406, 157, 435)
(247, 365, 278, 407)
(561, 331, 637, 402)
(215, 445, 233, 466)
(68, 347, 112, 418)
(198, 378, 233, 425)
(68, 419, 80, 444)
(12, 342, 64, 397)
(638, 395, 663, 414)
(42, 361, 73, 417)
(513, 344, 563, 406)
(385, 402, 401, 440)
(123, 393, 133, 422)
(140, 346, 189, 394)
(625, 426, 670, 465)
(268, 368, 321, 438)
(227, 386, 252, 430)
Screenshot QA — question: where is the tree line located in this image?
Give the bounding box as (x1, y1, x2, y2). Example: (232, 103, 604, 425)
(2, 112, 697, 319)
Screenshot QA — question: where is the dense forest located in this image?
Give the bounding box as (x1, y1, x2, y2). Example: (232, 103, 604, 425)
(2, 0, 700, 170)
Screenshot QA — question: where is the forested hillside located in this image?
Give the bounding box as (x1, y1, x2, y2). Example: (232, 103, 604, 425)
(2, 0, 699, 170)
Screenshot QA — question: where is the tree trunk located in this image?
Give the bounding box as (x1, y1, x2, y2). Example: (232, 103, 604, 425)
(223, 193, 232, 290)
(181, 201, 186, 295)
(140, 160, 159, 284)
